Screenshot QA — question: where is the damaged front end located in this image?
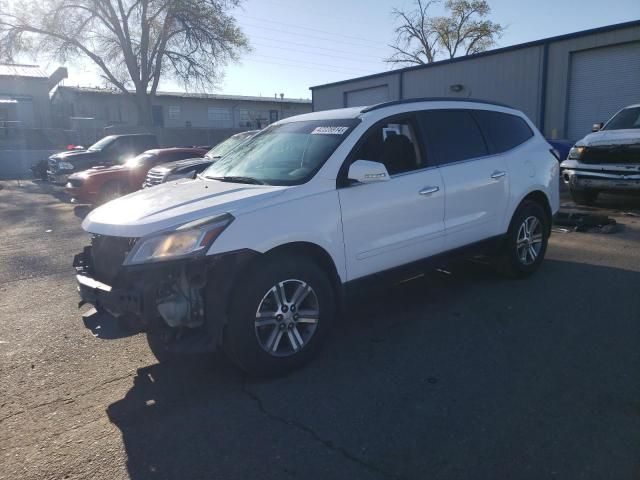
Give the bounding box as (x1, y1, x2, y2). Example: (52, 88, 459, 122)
(73, 217, 256, 354)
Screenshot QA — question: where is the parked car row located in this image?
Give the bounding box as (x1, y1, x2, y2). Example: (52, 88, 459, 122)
(39, 130, 259, 204)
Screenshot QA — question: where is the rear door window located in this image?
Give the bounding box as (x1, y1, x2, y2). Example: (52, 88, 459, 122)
(473, 110, 533, 153)
(419, 110, 488, 165)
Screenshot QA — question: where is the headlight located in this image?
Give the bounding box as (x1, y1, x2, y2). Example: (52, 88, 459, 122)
(567, 146, 585, 160)
(58, 161, 74, 170)
(124, 214, 234, 265)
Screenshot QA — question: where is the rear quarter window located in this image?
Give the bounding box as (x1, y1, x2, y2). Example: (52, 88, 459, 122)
(473, 110, 533, 154)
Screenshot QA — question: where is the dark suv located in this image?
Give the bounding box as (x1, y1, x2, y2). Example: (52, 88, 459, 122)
(47, 134, 158, 184)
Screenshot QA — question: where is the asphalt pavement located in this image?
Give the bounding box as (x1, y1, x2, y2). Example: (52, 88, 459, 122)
(1, 179, 639, 480)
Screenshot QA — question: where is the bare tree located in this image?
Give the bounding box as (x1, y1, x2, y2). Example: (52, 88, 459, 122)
(386, 0, 504, 66)
(0, 0, 249, 125)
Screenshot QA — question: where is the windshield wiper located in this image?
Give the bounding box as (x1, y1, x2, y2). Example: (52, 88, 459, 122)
(208, 175, 265, 185)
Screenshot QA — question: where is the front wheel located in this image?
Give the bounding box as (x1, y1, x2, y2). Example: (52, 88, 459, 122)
(494, 200, 550, 278)
(223, 254, 335, 376)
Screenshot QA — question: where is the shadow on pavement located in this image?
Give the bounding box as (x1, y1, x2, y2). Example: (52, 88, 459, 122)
(74, 204, 93, 219)
(82, 308, 139, 340)
(107, 259, 640, 480)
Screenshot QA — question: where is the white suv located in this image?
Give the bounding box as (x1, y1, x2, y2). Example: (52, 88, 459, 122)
(73, 99, 560, 375)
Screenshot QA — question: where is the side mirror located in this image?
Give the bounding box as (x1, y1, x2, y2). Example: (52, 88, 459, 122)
(592, 122, 604, 132)
(348, 160, 390, 184)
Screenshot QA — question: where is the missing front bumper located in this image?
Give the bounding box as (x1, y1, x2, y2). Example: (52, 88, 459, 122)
(73, 246, 259, 353)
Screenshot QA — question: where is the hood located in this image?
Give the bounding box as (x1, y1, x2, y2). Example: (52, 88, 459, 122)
(82, 177, 288, 237)
(578, 129, 640, 147)
(50, 149, 101, 163)
(154, 157, 212, 173)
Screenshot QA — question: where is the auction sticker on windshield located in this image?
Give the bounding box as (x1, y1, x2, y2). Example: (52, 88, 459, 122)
(311, 126, 350, 135)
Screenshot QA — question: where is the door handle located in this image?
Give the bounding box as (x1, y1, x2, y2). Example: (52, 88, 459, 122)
(491, 170, 507, 179)
(419, 186, 440, 196)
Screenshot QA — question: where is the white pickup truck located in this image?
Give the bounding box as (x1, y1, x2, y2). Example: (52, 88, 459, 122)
(561, 104, 640, 205)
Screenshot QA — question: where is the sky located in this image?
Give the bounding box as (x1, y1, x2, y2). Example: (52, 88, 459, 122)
(56, 0, 640, 99)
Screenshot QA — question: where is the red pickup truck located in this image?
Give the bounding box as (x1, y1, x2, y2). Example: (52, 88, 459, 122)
(65, 147, 208, 204)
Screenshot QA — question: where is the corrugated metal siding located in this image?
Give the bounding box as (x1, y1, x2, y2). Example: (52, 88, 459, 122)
(402, 46, 543, 123)
(566, 42, 640, 141)
(345, 85, 390, 107)
(544, 25, 640, 138)
(312, 73, 401, 111)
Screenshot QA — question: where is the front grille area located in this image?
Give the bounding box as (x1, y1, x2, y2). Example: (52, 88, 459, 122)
(581, 145, 640, 164)
(144, 168, 167, 187)
(91, 235, 138, 283)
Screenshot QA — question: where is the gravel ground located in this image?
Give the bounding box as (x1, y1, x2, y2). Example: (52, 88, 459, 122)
(1, 179, 639, 480)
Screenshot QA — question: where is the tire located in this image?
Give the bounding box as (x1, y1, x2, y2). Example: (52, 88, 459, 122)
(98, 181, 126, 204)
(570, 188, 599, 206)
(223, 254, 335, 376)
(494, 200, 550, 278)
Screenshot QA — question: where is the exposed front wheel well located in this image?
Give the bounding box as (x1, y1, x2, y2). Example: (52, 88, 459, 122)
(262, 242, 343, 306)
(519, 191, 552, 227)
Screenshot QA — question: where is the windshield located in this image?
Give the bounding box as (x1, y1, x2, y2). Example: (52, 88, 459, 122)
(124, 153, 155, 168)
(205, 132, 253, 159)
(603, 107, 640, 130)
(203, 120, 359, 185)
(88, 135, 117, 151)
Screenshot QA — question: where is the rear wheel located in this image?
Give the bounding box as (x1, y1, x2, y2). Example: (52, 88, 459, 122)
(223, 254, 335, 376)
(494, 200, 550, 278)
(570, 188, 599, 206)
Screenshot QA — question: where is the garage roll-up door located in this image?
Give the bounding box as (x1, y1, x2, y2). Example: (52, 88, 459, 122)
(345, 85, 389, 107)
(567, 42, 640, 141)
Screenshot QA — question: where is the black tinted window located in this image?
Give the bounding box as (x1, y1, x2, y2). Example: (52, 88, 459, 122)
(352, 116, 424, 175)
(474, 110, 533, 153)
(419, 110, 488, 164)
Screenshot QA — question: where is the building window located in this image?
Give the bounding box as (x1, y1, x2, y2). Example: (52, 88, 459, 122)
(238, 109, 250, 125)
(208, 107, 231, 126)
(168, 106, 181, 120)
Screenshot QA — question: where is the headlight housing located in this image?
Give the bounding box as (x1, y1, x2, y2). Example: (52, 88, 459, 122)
(124, 214, 234, 265)
(58, 161, 74, 170)
(567, 146, 585, 160)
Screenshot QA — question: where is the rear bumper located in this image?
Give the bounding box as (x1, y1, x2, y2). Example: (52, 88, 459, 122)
(561, 168, 640, 191)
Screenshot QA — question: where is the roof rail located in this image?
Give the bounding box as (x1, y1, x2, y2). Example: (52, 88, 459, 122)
(360, 97, 514, 113)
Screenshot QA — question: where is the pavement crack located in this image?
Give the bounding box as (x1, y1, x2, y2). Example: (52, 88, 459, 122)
(242, 378, 397, 479)
(0, 409, 26, 424)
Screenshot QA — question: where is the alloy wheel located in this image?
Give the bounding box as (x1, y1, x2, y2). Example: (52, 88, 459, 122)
(254, 279, 320, 357)
(516, 215, 544, 266)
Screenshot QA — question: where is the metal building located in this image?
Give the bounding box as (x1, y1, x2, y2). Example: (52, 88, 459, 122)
(310, 21, 640, 142)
